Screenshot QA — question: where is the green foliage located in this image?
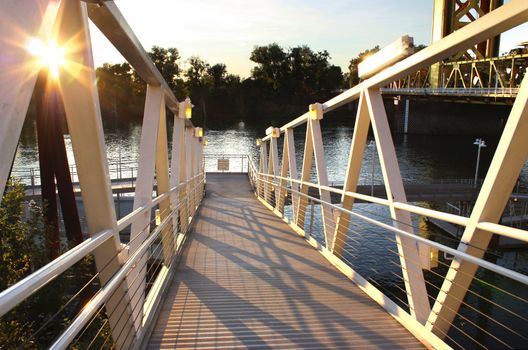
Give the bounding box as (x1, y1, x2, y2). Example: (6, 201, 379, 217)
(0, 180, 112, 348)
(0, 179, 46, 291)
(249, 43, 343, 102)
(149, 46, 183, 96)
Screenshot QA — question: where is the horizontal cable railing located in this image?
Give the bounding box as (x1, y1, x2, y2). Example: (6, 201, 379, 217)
(203, 153, 250, 173)
(250, 167, 528, 349)
(0, 172, 205, 348)
(250, 3, 528, 348)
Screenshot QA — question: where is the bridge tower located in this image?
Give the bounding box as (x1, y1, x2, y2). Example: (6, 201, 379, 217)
(430, 0, 503, 87)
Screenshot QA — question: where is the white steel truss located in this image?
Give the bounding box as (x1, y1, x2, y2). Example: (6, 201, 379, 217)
(0, 1, 204, 348)
(254, 1, 528, 348)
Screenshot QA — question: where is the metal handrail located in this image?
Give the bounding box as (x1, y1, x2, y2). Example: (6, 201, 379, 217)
(257, 172, 528, 243)
(50, 177, 205, 349)
(256, 174, 528, 286)
(0, 173, 202, 319)
(0, 229, 113, 317)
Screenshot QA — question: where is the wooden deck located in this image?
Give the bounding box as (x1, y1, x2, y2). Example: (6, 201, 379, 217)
(146, 174, 425, 349)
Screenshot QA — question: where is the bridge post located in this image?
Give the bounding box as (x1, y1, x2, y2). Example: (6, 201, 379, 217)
(364, 88, 431, 324)
(192, 130, 202, 213)
(258, 140, 268, 199)
(154, 94, 172, 266)
(276, 129, 298, 217)
(0, 0, 57, 204)
(127, 85, 166, 335)
(427, 74, 528, 338)
(294, 104, 333, 246)
(332, 91, 370, 255)
(184, 126, 194, 228)
(170, 102, 187, 242)
(54, 1, 136, 347)
(265, 127, 280, 205)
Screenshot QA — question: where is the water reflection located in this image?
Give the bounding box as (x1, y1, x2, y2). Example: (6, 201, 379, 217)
(10, 120, 528, 349)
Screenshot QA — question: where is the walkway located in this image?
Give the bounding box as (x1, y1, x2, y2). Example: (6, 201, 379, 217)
(147, 174, 425, 349)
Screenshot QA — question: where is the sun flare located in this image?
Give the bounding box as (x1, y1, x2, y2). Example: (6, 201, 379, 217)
(27, 37, 65, 79)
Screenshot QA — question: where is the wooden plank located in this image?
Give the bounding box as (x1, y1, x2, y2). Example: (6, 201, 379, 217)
(147, 174, 425, 349)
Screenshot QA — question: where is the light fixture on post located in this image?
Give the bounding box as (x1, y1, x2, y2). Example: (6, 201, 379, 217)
(309, 103, 324, 120)
(473, 138, 487, 187)
(358, 35, 414, 79)
(266, 127, 280, 138)
(256, 138, 262, 146)
(155, 209, 161, 226)
(194, 127, 203, 138)
(178, 97, 193, 119)
(204, 138, 209, 146)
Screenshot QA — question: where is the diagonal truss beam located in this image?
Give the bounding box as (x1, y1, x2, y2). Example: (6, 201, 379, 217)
(276, 129, 299, 217)
(295, 116, 333, 245)
(427, 74, 528, 338)
(332, 92, 370, 255)
(0, 0, 58, 202)
(365, 88, 431, 324)
(55, 1, 135, 347)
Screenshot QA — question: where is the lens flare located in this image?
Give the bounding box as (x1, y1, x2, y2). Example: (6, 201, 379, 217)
(26, 38, 65, 79)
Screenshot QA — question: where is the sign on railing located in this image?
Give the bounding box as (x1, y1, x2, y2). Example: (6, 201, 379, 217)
(217, 159, 229, 171)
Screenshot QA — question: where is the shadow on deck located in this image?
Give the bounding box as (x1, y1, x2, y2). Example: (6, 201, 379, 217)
(146, 174, 425, 349)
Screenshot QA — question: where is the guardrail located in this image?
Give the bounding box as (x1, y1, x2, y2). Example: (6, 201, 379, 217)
(0, 1, 206, 348)
(0, 172, 205, 348)
(252, 2, 528, 348)
(203, 154, 250, 173)
(381, 87, 520, 97)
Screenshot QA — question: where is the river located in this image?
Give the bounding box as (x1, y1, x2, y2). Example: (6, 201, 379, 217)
(10, 120, 528, 349)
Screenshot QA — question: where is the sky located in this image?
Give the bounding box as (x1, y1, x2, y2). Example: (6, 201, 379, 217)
(89, 0, 527, 78)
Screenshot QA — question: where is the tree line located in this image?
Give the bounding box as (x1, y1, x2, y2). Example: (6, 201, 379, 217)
(96, 43, 381, 129)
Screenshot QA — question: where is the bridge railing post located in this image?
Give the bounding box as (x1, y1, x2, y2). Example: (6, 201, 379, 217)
(427, 70, 528, 337)
(54, 1, 137, 347)
(294, 104, 333, 246)
(258, 140, 268, 199)
(276, 128, 298, 218)
(265, 127, 279, 205)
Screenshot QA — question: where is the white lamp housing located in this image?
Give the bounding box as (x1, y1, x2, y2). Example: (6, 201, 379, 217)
(195, 127, 203, 138)
(358, 35, 414, 79)
(178, 97, 193, 119)
(309, 103, 324, 120)
(266, 127, 280, 138)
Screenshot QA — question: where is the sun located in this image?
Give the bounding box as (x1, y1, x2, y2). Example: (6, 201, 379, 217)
(26, 37, 65, 79)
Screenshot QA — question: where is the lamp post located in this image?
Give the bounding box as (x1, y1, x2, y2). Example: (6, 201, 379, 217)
(473, 138, 487, 187)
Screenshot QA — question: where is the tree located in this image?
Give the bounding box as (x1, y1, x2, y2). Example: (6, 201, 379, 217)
(250, 43, 288, 90)
(249, 43, 343, 103)
(208, 63, 228, 88)
(96, 63, 142, 124)
(148, 46, 184, 97)
(185, 56, 211, 95)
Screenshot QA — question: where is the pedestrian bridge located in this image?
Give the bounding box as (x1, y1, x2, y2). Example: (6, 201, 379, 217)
(1, 1, 528, 349)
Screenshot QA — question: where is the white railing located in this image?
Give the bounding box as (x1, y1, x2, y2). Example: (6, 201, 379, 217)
(203, 153, 251, 173)
(0, 0, 206, 349)
(252, 2, 528, 348)
(0, 173, 205, 348)
(381, 87, 519, 97)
